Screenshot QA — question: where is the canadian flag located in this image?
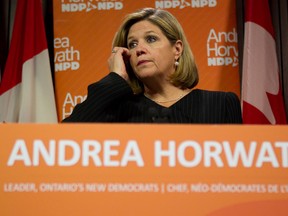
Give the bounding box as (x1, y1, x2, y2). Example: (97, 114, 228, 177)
(241, 0, 287, 124)
(0, 0, 58, 123)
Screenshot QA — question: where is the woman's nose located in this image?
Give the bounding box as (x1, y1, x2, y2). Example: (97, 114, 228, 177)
(136, 49, 145, 57)
(135, 43, 147, 57)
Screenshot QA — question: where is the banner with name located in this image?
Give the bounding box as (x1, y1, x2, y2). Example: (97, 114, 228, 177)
(53, 0, 240, 121)
(0, 124, 287, 215)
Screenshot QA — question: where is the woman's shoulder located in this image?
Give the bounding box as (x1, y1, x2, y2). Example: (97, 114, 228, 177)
(186, 89, 241, 109)
(190, 89, 239, 100)
(185, 89, 242, 123)
(191, 88, 237, 95)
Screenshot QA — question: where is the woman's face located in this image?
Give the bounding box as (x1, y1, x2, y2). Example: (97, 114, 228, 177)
(127, 20, 180, 82)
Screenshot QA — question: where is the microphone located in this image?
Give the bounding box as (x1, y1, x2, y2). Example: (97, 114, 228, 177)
(148, 107, 171, 123)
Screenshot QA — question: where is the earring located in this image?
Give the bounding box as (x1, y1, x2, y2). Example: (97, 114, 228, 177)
(175, 60, 179, 67)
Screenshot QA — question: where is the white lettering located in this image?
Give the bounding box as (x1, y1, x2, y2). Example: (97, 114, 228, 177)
(191, 0, 217, 7)
(121, 140, 144, 167)
(6, 139, 287, 168)
(256, 142, 279, 167)
(177, 141, 202, 167)
(204, 141, 223, 167)
(63, 92, 86, 107)
(7, 140, 32, 166)
(154, 140, 176, 167)
(58, 140, 81, 166)
(33, 140, 56, 166)
(82, 140, 102, 166)
(275, 142, 288, 167)
(54, 37, 70, 49)
(223, 141, 257, 167)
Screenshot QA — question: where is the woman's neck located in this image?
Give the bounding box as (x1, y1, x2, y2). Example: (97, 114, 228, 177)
(144, 85, 191, 107)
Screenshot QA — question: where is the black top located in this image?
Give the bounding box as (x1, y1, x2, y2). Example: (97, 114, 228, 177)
(62, 72, 242, 124)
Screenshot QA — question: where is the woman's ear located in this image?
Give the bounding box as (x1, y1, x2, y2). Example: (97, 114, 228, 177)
(174, 40, 183, 59)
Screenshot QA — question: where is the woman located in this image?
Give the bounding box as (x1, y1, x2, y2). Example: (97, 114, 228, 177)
(63, 8, 242, 123)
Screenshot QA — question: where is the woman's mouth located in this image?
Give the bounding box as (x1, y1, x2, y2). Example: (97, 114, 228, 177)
(137, 60, 151, 66)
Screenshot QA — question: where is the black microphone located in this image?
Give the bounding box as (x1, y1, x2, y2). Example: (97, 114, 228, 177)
(148, 107, 171, 123)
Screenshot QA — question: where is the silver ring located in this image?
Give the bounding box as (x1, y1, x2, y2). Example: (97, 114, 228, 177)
(112, 49, 116, 53)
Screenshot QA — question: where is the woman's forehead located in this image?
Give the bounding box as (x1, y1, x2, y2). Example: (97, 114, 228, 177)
(127, 20, 162, 39)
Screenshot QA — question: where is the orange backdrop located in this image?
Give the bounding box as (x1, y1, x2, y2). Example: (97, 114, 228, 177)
(0, 124, 288, 215)
(53, 0, 240, 121)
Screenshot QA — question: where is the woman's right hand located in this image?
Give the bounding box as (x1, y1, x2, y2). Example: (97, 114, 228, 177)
(108, 47, 131, 81)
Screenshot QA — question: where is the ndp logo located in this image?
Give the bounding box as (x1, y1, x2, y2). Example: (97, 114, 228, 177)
(155, 0, 217, 9)
(207, 28, 238, 67)
(54, 37, 80, 72)
(61, 0, 123, 12)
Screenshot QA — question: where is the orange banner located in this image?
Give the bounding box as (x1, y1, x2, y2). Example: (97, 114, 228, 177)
(0, 124, 288, 215)
(53, 0, 240, 121)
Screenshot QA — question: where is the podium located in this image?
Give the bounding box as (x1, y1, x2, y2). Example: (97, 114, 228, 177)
(1, 123, 288, 216)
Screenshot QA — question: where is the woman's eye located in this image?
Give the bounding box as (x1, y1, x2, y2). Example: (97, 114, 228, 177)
(128, 41, 137, 49)
(147, 35, 157, 43)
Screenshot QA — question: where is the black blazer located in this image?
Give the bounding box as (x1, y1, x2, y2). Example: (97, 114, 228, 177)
(63, 73, 242, 124)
